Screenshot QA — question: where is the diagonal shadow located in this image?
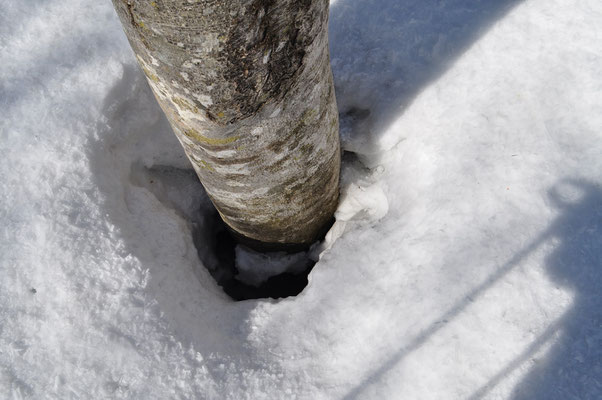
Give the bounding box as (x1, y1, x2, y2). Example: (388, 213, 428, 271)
(342, 216, 550, 399)
(468, 179, 602, 400)
(328, 1, 599, 398)
(342, 179, 602, 399)
(329, 0, 524, 156)
(507, 180, 601, 400)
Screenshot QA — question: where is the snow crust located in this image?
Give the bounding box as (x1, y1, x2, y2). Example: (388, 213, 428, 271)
(1, 0, 601, 398)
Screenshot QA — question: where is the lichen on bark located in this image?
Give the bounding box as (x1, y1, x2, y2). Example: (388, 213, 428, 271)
(112, 0, 340, 249)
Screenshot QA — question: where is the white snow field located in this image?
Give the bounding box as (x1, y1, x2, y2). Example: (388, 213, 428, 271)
(1, 0, 601, 398)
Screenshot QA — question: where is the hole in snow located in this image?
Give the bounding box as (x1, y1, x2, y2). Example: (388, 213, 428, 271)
(132, 163, 333, 301)
(193, 211, 332, 301)
(344, 106, 371, 121)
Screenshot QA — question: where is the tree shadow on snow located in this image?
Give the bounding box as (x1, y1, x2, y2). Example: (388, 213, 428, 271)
(341, 179, 602, 399)
(329, 1, 601, 398)
(473, 179, 602, 400)
(329, 0, 523, 157)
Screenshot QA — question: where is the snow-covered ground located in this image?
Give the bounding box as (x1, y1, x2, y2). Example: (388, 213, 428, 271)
(1, 0, 601, 398)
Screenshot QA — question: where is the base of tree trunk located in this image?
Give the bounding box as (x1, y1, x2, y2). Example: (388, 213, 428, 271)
(227, 216, 335, 253)
(194, 210, 332, 300)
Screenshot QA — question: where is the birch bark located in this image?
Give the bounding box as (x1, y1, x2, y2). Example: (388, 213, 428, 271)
(112, 0, 340, 249)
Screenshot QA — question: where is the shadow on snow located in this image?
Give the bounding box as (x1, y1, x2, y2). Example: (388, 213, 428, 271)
(329, 0, 523, 156)
(341, 180, 601, 399)
(329, 1, 600, 398)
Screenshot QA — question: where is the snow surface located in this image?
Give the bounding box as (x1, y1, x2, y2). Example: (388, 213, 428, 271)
(1, 0, 601, 399)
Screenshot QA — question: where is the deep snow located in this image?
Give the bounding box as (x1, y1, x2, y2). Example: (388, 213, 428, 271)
(1, 0, 601, 399)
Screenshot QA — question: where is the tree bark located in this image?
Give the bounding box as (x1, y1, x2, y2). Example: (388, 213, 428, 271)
(112, 0, 340, 250)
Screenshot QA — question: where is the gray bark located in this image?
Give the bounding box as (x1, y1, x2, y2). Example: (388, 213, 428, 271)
(111, 0, 340, 249)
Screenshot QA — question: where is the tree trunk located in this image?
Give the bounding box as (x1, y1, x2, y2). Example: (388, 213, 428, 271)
(112, 0, 340, 250)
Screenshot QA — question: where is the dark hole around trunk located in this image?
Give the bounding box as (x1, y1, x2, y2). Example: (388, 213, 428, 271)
(193, 210, 334, 301)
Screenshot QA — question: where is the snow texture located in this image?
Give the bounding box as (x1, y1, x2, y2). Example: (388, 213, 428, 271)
(1, 0, 601, 399)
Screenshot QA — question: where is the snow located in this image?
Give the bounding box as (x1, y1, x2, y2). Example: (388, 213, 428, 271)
(234, 246, 310, 288)
(1, 0, 601, 399)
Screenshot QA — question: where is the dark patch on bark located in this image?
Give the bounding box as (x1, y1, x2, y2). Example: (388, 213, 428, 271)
(265, 155, 289, 173)
(118, 1, 153, 51)
(220, 0, 316, 123)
